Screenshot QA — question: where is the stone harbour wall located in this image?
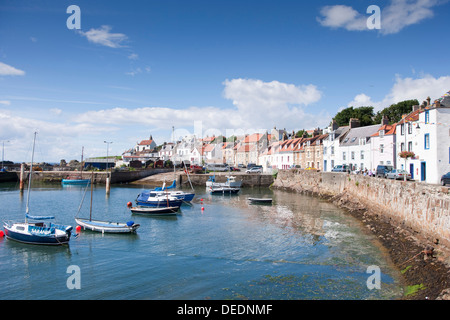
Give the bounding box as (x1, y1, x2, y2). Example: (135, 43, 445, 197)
(273, 169, 450, 249)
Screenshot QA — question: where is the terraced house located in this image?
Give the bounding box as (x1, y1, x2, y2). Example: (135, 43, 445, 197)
(396, 93, 450, 184)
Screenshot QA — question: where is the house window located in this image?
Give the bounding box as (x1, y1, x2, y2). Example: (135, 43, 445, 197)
(401, 124, 405, 135)
(425, 110, 430, 124)
(323, 146, 327, 155)
(408, 141, 413, 152)
(360, 150, 364, 160)
(424, 133, 430, 149)
(343, 152, 346, 160)
(400, 143, 405, 152)
(331, 146, 334, 155)
(351, 151, 355, 160)
(380, 144, 384, 154)
(408, 122, 412, 134)
(331, 160, 334, 168)
(379, 130, 384, 138)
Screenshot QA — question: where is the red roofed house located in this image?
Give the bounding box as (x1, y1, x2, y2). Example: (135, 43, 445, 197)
(236, 132, 269, 166)
(136, 135, 157, 152)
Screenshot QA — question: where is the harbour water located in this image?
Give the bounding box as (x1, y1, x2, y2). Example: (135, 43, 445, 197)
(0, 182, 403, 300)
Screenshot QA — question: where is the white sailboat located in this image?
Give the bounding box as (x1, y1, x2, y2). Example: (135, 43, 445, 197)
(3, 132, 73, 245)
(75, 172, 140, 234)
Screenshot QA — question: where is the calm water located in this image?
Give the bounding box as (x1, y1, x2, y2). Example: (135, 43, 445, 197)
(0, 182, 403, 300)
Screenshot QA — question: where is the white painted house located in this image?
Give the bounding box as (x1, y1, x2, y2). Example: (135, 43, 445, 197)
(370, 121, 397, 170)
(323, 121, 350, 172)
(340, 123, 381, 171)
(396, 94, 450, 184)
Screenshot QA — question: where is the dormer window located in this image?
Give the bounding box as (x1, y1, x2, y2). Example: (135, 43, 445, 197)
(379, 130, 385, 138)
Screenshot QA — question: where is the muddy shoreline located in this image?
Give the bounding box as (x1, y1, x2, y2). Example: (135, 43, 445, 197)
(274, 186, 450, 300)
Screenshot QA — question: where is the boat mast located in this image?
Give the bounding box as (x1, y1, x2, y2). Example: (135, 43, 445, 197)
(80, 146, 84, 180)
(89, 171, 94, 221)
(25, 132, 37, 221)
(172, 126, 175, 181)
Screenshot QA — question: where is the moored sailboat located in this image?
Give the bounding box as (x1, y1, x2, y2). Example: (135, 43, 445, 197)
(3, 132, 73, 245)
(75, 172, 140, 234)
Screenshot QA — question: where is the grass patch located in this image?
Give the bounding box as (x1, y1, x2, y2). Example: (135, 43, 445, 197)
(404, 284, 425, 297)
(401, 265, 412, 274)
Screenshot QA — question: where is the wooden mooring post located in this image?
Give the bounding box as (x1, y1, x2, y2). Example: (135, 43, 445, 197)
(105, 172, 111, 195)
(19, 163, 25, 192)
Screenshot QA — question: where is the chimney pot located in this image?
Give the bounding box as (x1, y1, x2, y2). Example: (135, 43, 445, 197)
(349, 118, 360, 129)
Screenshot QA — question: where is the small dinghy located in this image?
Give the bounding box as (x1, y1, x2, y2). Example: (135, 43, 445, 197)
(75, 218, 140, 234)
(129, 206, 179, 217)
(248, 198, 273, 204)
(75, 173, 140, 234)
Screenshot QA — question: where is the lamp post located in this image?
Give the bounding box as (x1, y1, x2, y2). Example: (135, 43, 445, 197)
(2, 140, 10, 171)
(104, 141, 113, 172)
(104, 141, 113, 194)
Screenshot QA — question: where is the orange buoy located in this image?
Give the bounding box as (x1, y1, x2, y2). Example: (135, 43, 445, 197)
(76, 225, 81, 232)
(201, 207, 204, 211)
(0, 230, 4, 237)
(127, 201, 132, 207)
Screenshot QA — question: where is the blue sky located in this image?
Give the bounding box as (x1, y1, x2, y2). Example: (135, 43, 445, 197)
(1, 0, 450, 162)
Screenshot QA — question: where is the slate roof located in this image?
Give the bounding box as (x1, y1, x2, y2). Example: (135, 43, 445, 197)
(340, 124, 380, 147)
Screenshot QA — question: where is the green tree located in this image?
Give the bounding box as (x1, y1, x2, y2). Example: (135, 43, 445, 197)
(333, 106, 375, 127)
(295, 129, 310, 138)
(374, 99, 419, 124)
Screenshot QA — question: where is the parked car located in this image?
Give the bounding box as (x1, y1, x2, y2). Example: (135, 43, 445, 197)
(441, 172, 450, 186)
(246, 166, 262, 173)
(375, 165, 393, 178)
(229, 166, 240, 172)
(385, 169, 411, 180)
(331, 165, 350, 173)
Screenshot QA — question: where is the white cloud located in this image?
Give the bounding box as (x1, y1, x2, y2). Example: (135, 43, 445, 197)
(0, 100, 11, 105)
(0, 109, 117, 162)
(317, 5, 367, 31)
(348, 74, 450, 111)
(223, 78, 325, 129)
(49, 108, 62, 115)
(78, 25, 128, 48)
(74, 78, 327, 135)
(317, 0, 443, 34)
(128, 53, 139, 60)
(347, 93, 381, 109)
(125, 66, 151, 76)
(0, 62, 25, 76)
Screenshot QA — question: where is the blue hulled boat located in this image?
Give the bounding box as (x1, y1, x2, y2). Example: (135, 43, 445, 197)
(136, 192, 183, 208)
(3, 132, 73, 245)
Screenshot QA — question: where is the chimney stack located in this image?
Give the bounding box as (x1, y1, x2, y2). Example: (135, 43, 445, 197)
(381, 115, 389, 126)
(349, 118, 360, 129)
(427, 96, 431, 106)
(331, 119, 339, 131)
